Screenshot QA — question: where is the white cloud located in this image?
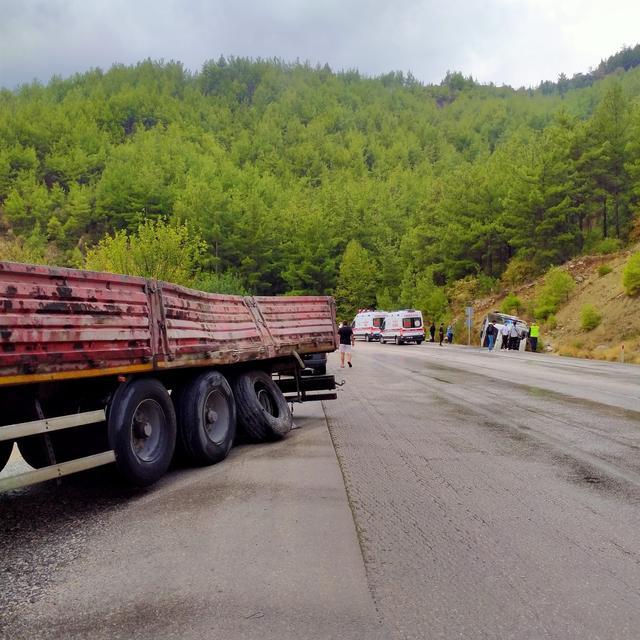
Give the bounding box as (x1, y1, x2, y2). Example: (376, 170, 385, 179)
(0, 0, 638, 89)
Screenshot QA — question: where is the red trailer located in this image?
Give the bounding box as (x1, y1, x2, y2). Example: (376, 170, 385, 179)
(0, 262, 338, 490)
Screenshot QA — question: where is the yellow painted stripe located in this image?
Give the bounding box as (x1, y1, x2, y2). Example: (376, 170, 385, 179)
(0, 364, 154, 387)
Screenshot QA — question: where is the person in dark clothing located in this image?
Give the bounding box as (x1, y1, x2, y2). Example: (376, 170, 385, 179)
(438, 323, 445, 346)
(429, 322, 436, 342)
(486, 322, 496, 351)
(338, 321, 355, 368)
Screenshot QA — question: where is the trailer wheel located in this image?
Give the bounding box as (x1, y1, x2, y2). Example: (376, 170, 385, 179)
(395, 336, 402, 345)
(0, 439, 12, 472)
(175, 371, 236, 465)
(364, 334, 370, 342)
(232, 370, 292, 443)
(108, 378, 176, 486)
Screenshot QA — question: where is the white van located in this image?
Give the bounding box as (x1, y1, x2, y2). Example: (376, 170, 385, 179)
(380, 310, 425, 345)
(352, 310, 388, 341)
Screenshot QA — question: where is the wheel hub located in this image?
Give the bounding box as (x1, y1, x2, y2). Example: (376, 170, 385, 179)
(134, 416, 153, 438)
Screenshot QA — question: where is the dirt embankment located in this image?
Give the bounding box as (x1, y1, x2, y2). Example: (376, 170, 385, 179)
(472, 248, 640, 364)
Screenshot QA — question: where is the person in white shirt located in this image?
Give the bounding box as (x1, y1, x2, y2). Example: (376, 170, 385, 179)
(509, 322, 519, 350)
(500, 322, 510, 350)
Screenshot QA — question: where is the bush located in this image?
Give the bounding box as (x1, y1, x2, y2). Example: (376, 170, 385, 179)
(545, 314, 558, 331)
(622, 252, 640, 296)
(598, 264, 612, 277)
(195, 270, 249, 295)
(500, 293, 523, 315)
(594, 237, 622, 255)
(534, 267, 575, 318)
(533, 303, 556, 321)
(580, 304, 602, 331)
(85, 219, 206, 286)
(501, 258, 538, 287)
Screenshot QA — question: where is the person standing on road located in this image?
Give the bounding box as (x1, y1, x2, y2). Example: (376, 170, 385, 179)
(509, 321, 520, 350)
(429, 322, 436, 342)
(486, 322, 496, 351)
(500, 322, 510, 350)
(529, 320, 540, 352)
(338, 320, 355, 368)
(438, 323, 444, 346)
(446, 324, 454, 344)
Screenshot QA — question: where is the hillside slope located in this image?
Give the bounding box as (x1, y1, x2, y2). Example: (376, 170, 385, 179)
(474, 248, 640, 364)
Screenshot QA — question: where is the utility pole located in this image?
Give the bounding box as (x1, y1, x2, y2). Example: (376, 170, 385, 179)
(465, 305, 473, 346)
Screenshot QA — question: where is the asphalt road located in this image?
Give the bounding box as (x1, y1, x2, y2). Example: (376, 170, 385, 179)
(325, 341, 640, 639)
(2, 344, 640, 640)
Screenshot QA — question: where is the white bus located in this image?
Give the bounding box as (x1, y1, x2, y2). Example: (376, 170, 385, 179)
(380, 310, 425, 345)
(480, 312, 528, 351)
(352, 310, 388, 341)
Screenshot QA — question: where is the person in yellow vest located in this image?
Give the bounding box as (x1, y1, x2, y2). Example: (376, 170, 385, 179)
(529, 321, 540, 352)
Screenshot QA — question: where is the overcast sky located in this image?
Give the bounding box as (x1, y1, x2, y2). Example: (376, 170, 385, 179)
(1, 0, 639, 90)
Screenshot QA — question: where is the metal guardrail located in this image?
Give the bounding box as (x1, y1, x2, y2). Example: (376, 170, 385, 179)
(0, 450, 116, 492)
(0, 410, 106, 442)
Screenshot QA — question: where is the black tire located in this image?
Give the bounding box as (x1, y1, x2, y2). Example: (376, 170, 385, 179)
(107, 378, 176, 486)
(232, 370, 293, 443)
(364, 334, 370, 342)
(381, 337, 386, 344)
(416, 339, 423, 345)
(0, 439, 13, 472)
(175, 371, 236, 465)
(395, 335, 401, 345)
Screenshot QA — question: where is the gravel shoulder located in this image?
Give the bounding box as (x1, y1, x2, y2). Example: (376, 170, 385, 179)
(1, 402, 381, 640)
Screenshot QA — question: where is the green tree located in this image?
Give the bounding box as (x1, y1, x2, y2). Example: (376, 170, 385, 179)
(334, 240, 378, 318)
(85, 218, 205, 286)
(622, 252, 640, 296)
(534, 267, 575, 318)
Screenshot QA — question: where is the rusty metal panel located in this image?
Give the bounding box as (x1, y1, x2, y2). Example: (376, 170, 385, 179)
(0, 262, 152, 379)
(159, 283, 264, 363)
(0, 262, 337, 386)
(252, 296, 338, 354)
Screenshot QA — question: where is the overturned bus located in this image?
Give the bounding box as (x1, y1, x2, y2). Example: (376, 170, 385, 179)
(480, 312, 529, 351)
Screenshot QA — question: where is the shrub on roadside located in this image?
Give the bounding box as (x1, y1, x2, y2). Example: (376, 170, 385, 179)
(597, 264, 612, 277)
(580, 304, 602, 331)
(501, 258, 538, 287)
(500, 293, 523, 315)
(534, 267, 575, 319)
(544, 314, 557, 331)
(622, 252, 640, 296)
(594, 237, 622, 255)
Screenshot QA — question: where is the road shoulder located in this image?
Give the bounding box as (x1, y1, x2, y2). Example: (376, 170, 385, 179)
(3, 402, 381, 640)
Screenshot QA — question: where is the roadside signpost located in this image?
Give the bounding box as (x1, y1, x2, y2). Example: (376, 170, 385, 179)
(465, 306, 473, 346)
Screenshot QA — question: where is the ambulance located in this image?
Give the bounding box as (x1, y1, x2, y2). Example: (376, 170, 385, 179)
(352, 310, 388, 341)
(380, 309, 425, 345)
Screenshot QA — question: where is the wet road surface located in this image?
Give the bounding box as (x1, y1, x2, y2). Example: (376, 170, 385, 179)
(325, 342, 640, 639)
(2, 344, 640, 639)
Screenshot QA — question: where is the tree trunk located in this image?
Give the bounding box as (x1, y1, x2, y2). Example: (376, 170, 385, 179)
(615, 197, 620, 239)
(602, 197, 608, 238)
